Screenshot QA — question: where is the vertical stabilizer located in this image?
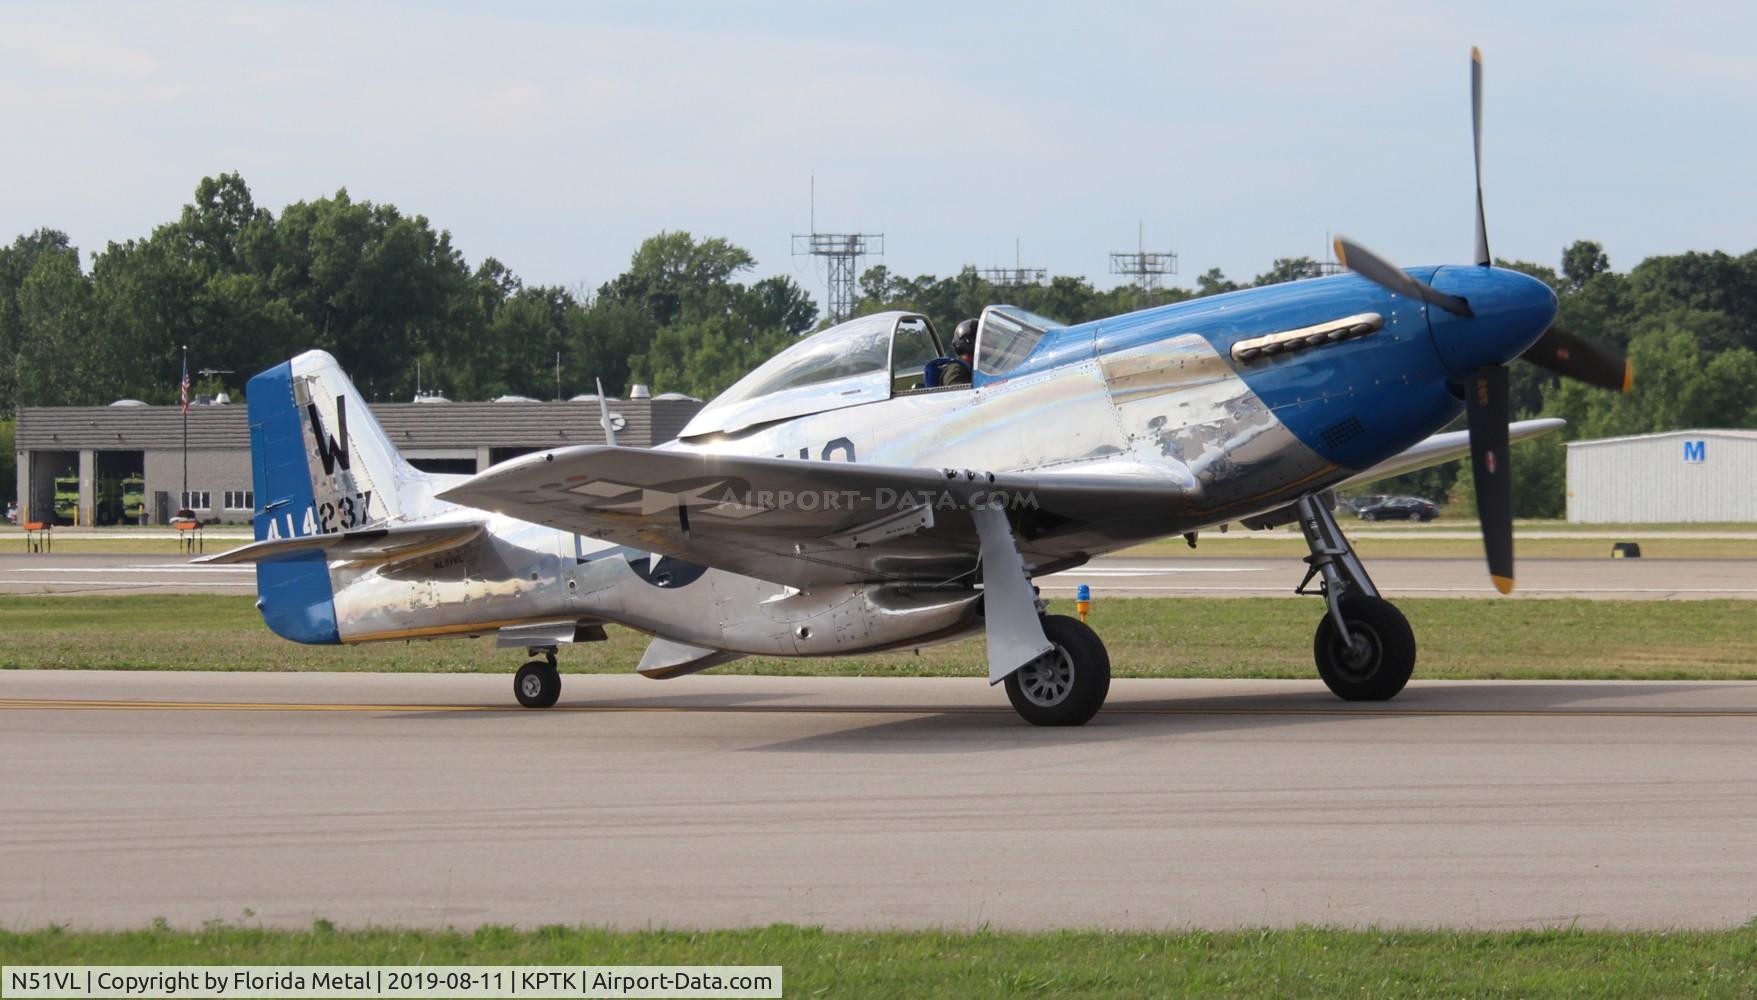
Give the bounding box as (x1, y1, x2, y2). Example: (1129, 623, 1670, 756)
(245, 350, 428, 644)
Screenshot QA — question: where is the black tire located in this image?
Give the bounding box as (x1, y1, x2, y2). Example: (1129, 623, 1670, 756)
(514, 661, 561, 708)
(1362, 511, 1377, 521)
(1313, 596, 1416, 701)
(1004, 614, 1111, 726)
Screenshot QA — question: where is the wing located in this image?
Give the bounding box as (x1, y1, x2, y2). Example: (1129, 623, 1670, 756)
(436, 446, 1191, 589)
(195, 520, 486, 565)
(1338, 417, 1563, 489)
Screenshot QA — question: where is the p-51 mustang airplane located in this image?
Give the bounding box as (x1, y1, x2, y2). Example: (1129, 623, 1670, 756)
(204, 49, 1630, 725)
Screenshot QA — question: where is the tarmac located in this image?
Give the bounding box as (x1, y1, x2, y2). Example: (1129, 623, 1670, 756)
(5, 551, 1757, 599)
(4, 671, 1756, 932)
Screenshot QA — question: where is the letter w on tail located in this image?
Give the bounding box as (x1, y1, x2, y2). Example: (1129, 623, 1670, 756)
(307, 396, 351, 475)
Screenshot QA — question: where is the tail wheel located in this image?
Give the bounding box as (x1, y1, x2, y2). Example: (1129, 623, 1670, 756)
(514, 661, 561, 709)
(1313, 596, 1416, 701)
(1004, 614, 1111, 726)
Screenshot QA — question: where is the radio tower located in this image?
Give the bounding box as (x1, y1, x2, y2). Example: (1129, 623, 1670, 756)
(1109, 222, 1178, 294)
(976, 238, 1047, 287)
(792, 176, 882, 325)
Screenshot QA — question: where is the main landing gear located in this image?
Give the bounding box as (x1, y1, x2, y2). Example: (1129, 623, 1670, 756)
(1004, 614, 1112, 726)
(1294, 494, 1416, 701)
(514, 647, 561, 708)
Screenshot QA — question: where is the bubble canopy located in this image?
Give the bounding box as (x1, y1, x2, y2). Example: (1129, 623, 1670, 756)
(680, 311, 941, 438)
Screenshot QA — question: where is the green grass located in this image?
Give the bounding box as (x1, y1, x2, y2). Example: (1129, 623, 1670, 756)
(4, 924, 1756, 997)
(1123, 534, 1757, 559)
(4, 595, 1755, 680)
(7, 520, 1757, 558)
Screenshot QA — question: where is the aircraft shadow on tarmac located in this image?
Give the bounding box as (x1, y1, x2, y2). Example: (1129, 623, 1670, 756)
(381, 679, 1754, 756)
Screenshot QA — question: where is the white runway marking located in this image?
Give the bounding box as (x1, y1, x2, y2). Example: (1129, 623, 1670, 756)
(2, 565, 254, 574)
(1038, 584, 1757, 594)
(1046, 565, 1269, 576)
(0, 579, 257, 589)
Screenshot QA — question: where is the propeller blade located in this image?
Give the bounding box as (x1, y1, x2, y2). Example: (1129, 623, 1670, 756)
(1465, 364, 1514, 593)
(1471, 46, 1490, 267)
(1334, 237, 1475, 318)
(1520, 325, 1634, 393)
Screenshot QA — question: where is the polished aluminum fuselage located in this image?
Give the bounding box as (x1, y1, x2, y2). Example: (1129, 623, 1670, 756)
(327, 329, 1340, 659)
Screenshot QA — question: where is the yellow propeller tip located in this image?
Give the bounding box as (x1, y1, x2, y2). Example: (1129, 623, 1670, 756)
(1332, 238, 1348, 269)
(1491, 575, 1516, 595)
(1472, 46, 1482, 63)
(1622, 361, 1635, 393)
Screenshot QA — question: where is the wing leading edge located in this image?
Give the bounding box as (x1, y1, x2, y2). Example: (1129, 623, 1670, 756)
(1339, 418, 1564, 489)
(436, 445, 1192, 589)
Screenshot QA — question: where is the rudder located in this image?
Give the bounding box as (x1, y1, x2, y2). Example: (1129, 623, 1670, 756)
(245, 350, 428, 644)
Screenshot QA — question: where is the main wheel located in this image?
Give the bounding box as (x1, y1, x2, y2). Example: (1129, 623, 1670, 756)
(1004, 614, 1111, 726)
(514, 661, 561, 708)
(1313, 596, 1415, 701)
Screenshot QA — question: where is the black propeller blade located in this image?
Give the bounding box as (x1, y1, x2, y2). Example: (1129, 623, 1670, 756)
(1472, 47, 1490, 267)
(1465, 364, 1515, 593)
(1334, 237, 1474, 318)
(1332, 46, 1632, 594)
(1520, 325, 1634, 393)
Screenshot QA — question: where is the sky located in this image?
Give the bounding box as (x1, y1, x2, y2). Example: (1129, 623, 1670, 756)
(5, 0, 1757, 306)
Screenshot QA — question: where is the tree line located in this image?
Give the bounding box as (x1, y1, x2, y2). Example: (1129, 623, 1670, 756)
(0, 173, 817, 414)
(5, 173, 1756, 517)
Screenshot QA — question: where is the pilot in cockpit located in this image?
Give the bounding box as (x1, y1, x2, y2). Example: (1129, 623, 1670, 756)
(939, 319, 977, 386)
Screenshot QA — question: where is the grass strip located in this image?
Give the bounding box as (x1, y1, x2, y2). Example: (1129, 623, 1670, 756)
(3, 595, 1755, 680)
(4, 924, 1756, 998)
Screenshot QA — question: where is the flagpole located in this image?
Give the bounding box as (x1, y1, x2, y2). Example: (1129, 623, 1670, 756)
(181, 345, 188, 513)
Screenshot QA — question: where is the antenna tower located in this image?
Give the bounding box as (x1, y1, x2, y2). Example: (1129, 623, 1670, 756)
(1109, 222, 1178, 294)
(792, 175, 883, 325)
(977, 237, 1047, 287)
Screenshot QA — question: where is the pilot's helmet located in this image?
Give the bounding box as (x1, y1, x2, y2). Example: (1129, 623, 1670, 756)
(952, 319, 978, 357)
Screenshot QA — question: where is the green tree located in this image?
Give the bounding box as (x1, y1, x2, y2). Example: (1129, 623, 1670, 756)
(1560, 240, 1610, 290)
(1451, 424, 1570, 519)
(566, 298, 653, 399)
(1253, 257, 1322, 286)
(600, 231, 756, 328)
(0, 229, 77, 413)
(1550, 326, 1757, 439)
(14, 248, 98, 406)
(0, 417, 14, 505)
(1196, 267, 1241, 296)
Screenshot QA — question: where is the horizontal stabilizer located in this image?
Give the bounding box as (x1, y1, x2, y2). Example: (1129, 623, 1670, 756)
(195, 521, 486, 566)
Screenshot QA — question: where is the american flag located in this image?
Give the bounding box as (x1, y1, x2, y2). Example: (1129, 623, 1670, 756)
(180, 355, 190, 414)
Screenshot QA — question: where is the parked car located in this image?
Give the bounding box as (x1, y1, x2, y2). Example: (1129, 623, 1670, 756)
(1337, 494, 1387, 515)
(1356, 496, 1440, 522)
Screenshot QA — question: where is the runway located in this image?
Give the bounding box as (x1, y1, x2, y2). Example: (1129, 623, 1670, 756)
(5, 671, 1756, 931)
(6, 552, 1757, 598)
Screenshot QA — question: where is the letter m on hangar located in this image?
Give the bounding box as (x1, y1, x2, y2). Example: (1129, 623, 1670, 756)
(1683, 439, 1707, 464)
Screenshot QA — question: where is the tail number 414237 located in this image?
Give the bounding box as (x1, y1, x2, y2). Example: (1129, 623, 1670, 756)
(318, 491, 373, 533)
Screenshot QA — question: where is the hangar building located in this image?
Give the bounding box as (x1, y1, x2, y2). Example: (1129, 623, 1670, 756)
(14, 392, 704, 526)
(1566, 429, 1757, 523)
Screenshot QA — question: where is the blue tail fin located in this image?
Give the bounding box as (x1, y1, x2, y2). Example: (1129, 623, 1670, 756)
(247, 359, 339, 644)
